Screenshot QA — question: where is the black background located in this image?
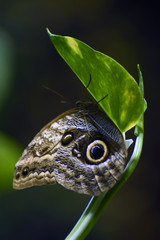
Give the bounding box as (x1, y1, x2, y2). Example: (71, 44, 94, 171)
(0, 1, 159, 239)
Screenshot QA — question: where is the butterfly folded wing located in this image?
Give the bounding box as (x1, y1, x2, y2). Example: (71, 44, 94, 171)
(13, 103, 127, 196)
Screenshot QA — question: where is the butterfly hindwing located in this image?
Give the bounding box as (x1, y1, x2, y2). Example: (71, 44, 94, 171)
(13, 102, 127, 196)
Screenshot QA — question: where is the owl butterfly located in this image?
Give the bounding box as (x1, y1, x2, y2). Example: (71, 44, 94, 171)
(13, 102, 128, 196)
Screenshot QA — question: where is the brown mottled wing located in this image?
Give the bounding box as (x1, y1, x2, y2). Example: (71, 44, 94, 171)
(13, 103, 127, 196)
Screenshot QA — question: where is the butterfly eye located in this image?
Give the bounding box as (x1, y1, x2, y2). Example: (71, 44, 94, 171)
(61, 132, 74, 146)
(86, 140, 108, 163)
(22, 167, 29, 177)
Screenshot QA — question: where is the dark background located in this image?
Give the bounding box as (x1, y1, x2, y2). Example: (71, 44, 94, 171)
(0, 1, 159, 239)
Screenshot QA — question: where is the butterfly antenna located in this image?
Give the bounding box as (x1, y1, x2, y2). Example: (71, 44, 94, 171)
(86, 74, 109, 104)
(42, 85, 72, 105)
(86, 74, 92, 89)
(97, 93, 108, 103)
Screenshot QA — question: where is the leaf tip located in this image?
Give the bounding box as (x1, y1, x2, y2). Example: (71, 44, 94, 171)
(46, 28, 55, 38)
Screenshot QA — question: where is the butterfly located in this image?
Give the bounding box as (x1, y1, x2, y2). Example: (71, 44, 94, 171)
(13, 101, 128, 196)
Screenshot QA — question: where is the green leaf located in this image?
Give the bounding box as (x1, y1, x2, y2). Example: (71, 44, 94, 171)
(47, 29, 144, 132)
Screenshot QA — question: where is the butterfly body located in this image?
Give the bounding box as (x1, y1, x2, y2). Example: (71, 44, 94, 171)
(13, 102, 127, 196)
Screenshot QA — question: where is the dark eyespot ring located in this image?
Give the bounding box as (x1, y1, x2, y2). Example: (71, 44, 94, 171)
(61, 132, 74, 146)
(86, 140, 108, 164)
(22, 167, 29, 177)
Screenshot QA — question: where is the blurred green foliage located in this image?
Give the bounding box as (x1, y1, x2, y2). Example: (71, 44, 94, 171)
(0, 30, 15, 110)
(0, 131, 22, 190)
(0, 29, 22, 191)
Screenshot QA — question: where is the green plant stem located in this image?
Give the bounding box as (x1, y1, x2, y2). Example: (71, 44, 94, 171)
(65, 126, 144, 240)
(65, 67, 144, 240)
